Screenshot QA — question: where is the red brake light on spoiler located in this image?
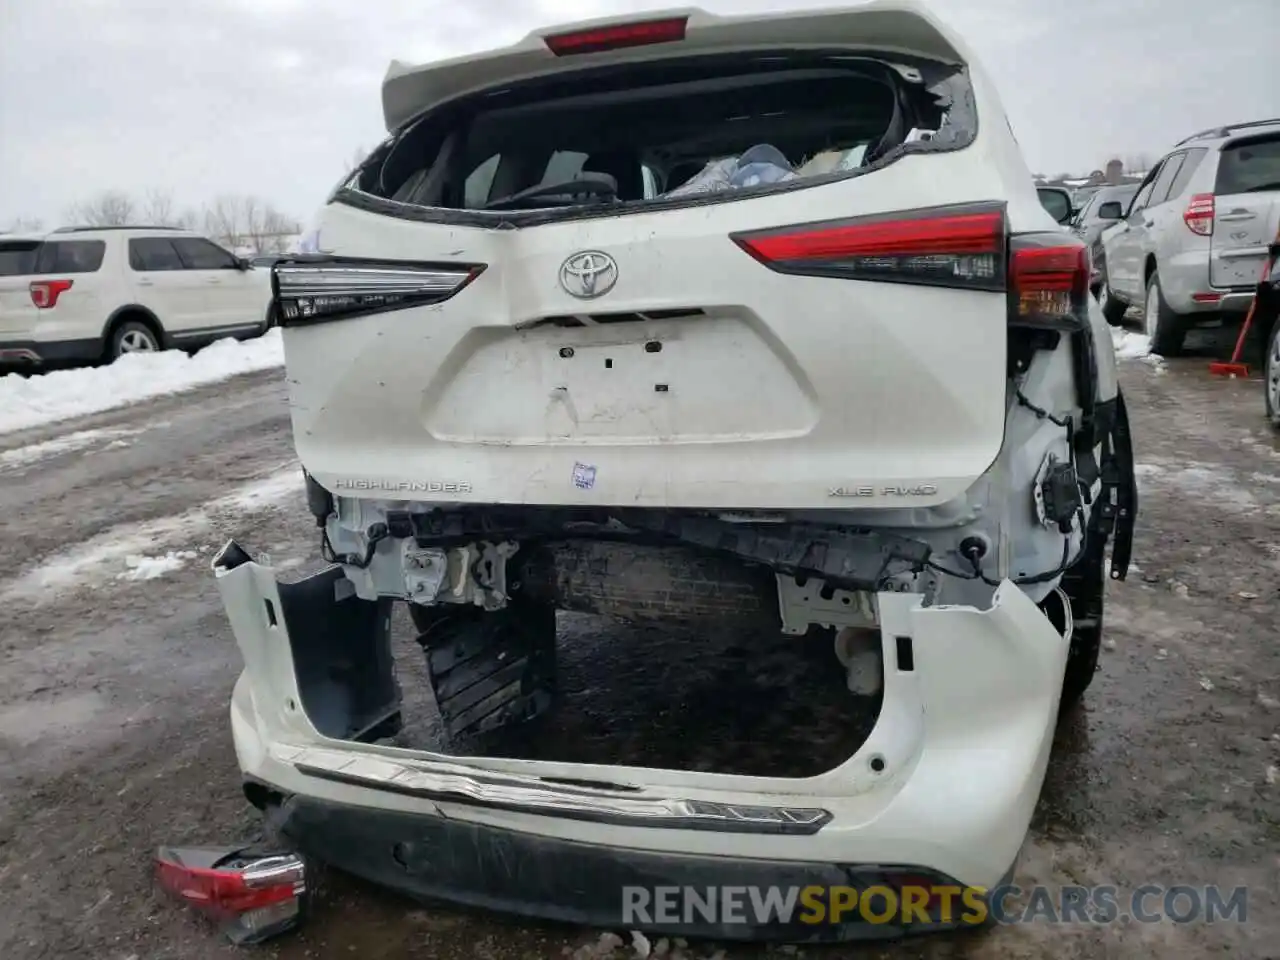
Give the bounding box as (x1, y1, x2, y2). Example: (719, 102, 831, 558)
(731, 203, 1007, 290)
(544, 17, 688, 56)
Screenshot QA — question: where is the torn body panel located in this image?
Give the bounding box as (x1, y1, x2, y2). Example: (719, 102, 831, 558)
(216, 541, 1068, 921)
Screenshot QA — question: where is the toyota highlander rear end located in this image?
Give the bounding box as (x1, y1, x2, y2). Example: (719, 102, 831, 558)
(214, 1, 1137, 940)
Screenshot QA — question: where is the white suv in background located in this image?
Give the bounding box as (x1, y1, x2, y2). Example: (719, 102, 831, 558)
(0, 226, 274, 367)
(1097, 119, 1280, 354)
(213, 2, 1139, 941)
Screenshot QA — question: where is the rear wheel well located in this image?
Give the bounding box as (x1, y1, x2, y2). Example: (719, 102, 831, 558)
(102, 307, 164, 356)
(1143, 256, 1158, 285)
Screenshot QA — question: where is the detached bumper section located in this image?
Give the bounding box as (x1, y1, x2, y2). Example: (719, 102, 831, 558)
(214, 541, 1068, 939)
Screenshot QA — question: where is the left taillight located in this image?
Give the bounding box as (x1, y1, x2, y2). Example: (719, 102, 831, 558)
(154, 846, 307, 945)
(272, 257, 485, 327)
(730, 203, 1008, 291)
(29, 278, 73, 309)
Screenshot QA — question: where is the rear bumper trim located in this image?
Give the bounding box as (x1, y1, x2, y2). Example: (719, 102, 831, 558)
(0, 345, 41, 363)
(1215, 289, 1260, 312)
(0, 337, 102, 363)
(291, 747, 831, 834)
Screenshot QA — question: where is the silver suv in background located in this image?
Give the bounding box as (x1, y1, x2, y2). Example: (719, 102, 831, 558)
(1097, 119, 1280, 354)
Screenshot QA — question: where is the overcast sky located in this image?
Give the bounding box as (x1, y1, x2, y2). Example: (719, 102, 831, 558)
(1, 0, 1275, 227)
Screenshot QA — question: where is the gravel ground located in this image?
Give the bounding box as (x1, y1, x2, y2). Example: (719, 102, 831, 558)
(1, 346, 1278, 960)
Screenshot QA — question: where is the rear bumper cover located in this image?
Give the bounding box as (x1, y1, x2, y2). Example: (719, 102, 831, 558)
(215, 544, 1069, 939)
(271, 791, 1010, 941)
(0, 336, 101, 364)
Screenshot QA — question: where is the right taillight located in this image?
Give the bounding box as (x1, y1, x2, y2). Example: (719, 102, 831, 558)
(730, 202, 1007, 291)
(732, 203, 1094, 330)
(1008, 233, 1091, 328)
(1183, 193, 1215, 236)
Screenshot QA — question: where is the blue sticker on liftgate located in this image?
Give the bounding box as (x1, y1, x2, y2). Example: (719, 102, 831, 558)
(572, 462, 597, 490)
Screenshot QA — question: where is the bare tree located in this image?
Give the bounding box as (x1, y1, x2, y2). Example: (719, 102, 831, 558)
(174, 207, 202, 231)
(257, 205, 302, 253)
(142, 188, 177, 227)
(57, 189, 300, 252)
(67, 190, 136, 227)
(204, 195, 245, 249)
(1, 216, 43, 234)
(203, 194, 302, 253)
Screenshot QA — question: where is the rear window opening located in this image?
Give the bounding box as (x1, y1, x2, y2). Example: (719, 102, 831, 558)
(345, 51, 974, 224)
(0, 240, 40, 277)
(1215, 133, 1280, 195)
(0, 239, 106, 276)
(36, 239, 106, 274)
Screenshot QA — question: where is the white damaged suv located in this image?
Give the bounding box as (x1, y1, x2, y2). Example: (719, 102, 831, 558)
(214, 1, 1138, 939)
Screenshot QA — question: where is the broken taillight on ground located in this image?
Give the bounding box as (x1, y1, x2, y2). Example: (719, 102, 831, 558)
(153, 846, 307, 945)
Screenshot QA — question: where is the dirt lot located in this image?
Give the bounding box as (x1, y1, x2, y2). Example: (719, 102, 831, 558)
(1, 348, 1277, 960)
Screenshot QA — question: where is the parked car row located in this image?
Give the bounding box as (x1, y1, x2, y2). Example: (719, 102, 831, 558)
(0, 226, 275, 368)
(1074, 119, 1280, 356)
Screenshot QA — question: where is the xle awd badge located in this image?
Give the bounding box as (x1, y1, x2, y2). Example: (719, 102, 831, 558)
(559, 251, 618, 300)
(829, 485, 939, 497)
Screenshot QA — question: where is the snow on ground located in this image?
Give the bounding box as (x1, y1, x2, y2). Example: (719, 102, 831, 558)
(220, 467, 306, 510)
(0, 426, 150, 472)
(1134, 457, 1263, 514)
(0, 330, 283, 436)
(118, 551, 197, 582)
(0, 461, 301, 605)
(1110, 327, 1166, 369)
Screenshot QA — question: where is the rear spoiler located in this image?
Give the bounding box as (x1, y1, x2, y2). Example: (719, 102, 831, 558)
(381, 1, 969, 131)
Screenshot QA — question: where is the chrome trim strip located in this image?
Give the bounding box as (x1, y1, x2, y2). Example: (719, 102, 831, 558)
(289, 747, 832, 835)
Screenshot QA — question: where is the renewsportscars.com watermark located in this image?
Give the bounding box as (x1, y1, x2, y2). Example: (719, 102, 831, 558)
(621, 884, 1249, 927)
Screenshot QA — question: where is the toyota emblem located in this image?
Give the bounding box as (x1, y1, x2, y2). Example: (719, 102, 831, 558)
(559, 251, 618, 300)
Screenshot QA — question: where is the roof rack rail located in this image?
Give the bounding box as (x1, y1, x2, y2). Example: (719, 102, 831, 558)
(51, 224, 186, 233)
(1175, 117, 1280, 146)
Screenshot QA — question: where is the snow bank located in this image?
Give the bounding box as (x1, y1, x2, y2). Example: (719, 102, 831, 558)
(1112, 328, 1151, 358)
(1110, 328, 1166, 368)
(0, 330, 284, 436)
